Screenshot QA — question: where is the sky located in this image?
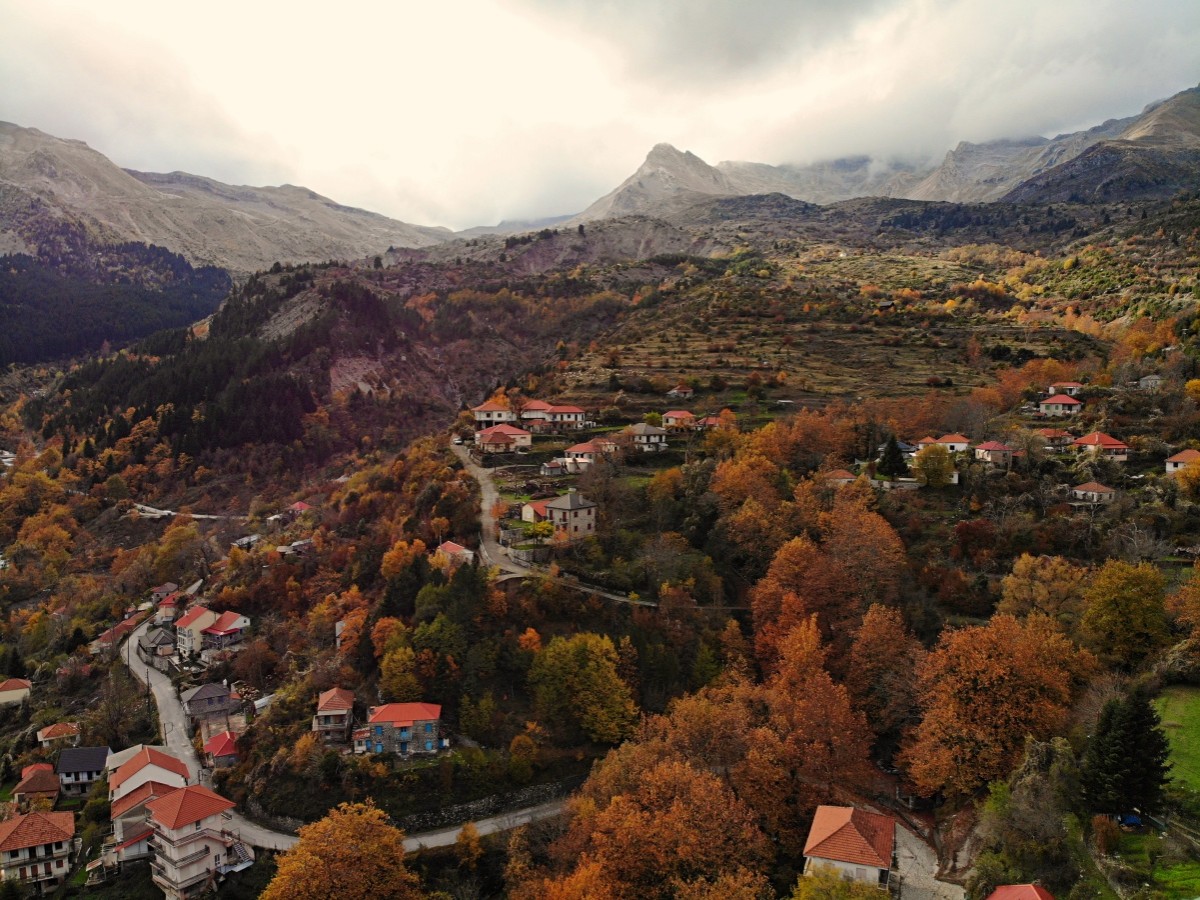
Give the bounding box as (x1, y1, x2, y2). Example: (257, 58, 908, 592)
(1, 0, 1197, 230)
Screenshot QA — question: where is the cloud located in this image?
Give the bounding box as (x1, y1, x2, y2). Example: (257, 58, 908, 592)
(0, 0, 1197, 229)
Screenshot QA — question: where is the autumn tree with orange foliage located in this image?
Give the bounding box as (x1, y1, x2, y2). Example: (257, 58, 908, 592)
(261, 800, 421, 900)
(845, 604, 925, 744)
(901, 614, 1089, 796)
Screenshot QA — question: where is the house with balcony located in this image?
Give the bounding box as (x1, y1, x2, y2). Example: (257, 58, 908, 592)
(1072, 431, 1130, 462)
(0, 811, 77, 892)
(545, 489, 597, 541)
(200, 611, 251, 651)
(802, 805, 895, 890)
(56, 746, 110, 797)
(470, 399, 516, 426)
(354, 702, 445, 756)
(312, 687, 355, 744)
(146, 785, 254, 900)
(623, 422, 669, 452)
(1035, 428, 1074, 451)
(175, 607, 219, 658)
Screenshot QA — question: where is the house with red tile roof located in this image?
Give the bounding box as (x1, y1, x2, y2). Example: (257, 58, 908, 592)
(975, 441, 1015, 466)
(521, 499, 551, 523)
(37, 722, 80, 749)
(150, 582, 179, 601)
(1072, 482, 1117, 504)
(313, 687, 355, 743)
(547, 404, 587, 430)
(987, 887, 1054, 900)
(935, 434, 971, 453)
(12, 763, 60, 808)
(1035, 428, 1074, 450)
(355, 702, 445, 756)
(203, 731, 239, 768)
(663, 410, 697, 430)
(823, 469, 858, 485)
(201, 610, 251, 650)
(146, 785, 254, 899)
(1072, 431, 1130, 461)
(802, 805, 895, 889)
(108, 779, 182, 864)
(667, 383, 695, 399)
(1166, 448, 1200, 475)
(88, 616, 143, 656)
(1040, 393, 1082, 417)
(175, 606, 219, 657)
(0, 811, 76, 891)
(109, 747, 189, 804)
(434, 540, 475, 568)
(470, 399, 516, 426)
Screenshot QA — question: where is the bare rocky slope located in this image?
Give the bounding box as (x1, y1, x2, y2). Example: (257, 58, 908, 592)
(0, 122, 452, 275)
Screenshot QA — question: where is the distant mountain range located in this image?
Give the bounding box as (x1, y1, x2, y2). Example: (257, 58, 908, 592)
(2, 84, 1199, 276)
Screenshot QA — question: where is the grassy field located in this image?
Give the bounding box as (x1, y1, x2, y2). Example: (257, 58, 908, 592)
(1157, 685, 1200, 792)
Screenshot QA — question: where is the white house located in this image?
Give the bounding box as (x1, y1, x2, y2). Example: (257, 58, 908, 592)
(1049, 381, 1085, 396)
(1166, 448, 1200, 475)
(0, 677, 31, 706)
(474, 424, 532, 449)
(935, 434, 971, 453)
(803, 805, 894, 889)
(470, 400, 516, 426)
(1071, 482, 1117, 504)
(1072, 431, 1130, 462)
(146, 786, 254, 900)
(1040, 394, 1082, 417)
(624, 422, 669, 452)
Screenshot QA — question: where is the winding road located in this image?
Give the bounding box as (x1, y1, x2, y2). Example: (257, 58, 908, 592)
(121, 618, 564, 854)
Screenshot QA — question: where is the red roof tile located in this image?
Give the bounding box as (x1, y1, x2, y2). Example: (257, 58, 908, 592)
(0, 677, 31, 692)
(203, 611, 246, 634)
(937, 434, 970, 444)
(368, 702, 442, 726)
(664, 410, 695, 419)
(976, 441, 1013, 452)
(988, 887, 1055, 900)
(477, 424, 530, 437)
(803, 805, 894, 869)
(1073, 482, 1115, 494)
(1072, 431, 1129, 450)
(203, 731, 238, 759)
(1042, 394, 1082, 405)
(111, 780, 180, 819)
(22, 763, 53, 778)
(0, 811, 75, 852)
(1168, 449, 1200, 464)
(175, 606, 215, 629)
(471, 400, 510, 412)
(146, 785, 234, 830)
(37, 722, 80, 741)
(114, 829, 153, 851)
(13, 768, 60, 797)
(824, 469, 856, 480)
(317, 687, 354, 713)
(436, 541, 468, 556)
(111, 747, 190, 791)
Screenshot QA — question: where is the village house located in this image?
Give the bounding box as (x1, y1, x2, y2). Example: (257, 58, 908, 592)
(667, 383, 695, 399)
(0, 681, 31, 710)
(145, 785, 254, 900)
(1035, 428, 1074, 451)
(565, 439, 618, 464)
(181, 683, 240, 725)
(203, 731, 239, 768)
(312, 687, 355, 744)
(475, 423, 532, 451)
(89, 616, 142, 657)
(434, 541, 475, 568)
(545, 489, 598, 540)
(56, 746, 110, 797)
(355, 702, 446, 756)
(11, 763, 60, 809)
(1072, 431, 1130, 462)
(914, 436, 938, 451)
(803, 805, 895, 889)
(975, 441, 1015, 466)
(470, 399, 517, 426)
(547, 404, 587, 429)
(540, 459, 569, 477)
(662, 410, 696, 431)
(106, 780, 177, 866)
(175, 606, 219, 658)
(109, 747, 190, 805)
(156, 594, 181, 625)
(1139, 373, 1164, 391)
(1040, 394, 1082, 417)
(823, 469, 858, 486)
(138, 626, 177, 667)
(987, 887, 1055, 900)
(695, 414, 726, 430)
(1072, 482, 1117, 504)
(0, 811, 77, 892)
(150, 582, 179, 603)
(1049, 381, 1084, 397)
(37, 722, 80, 749)
(521, 498, 551, 524)
(624, 422, 669, 452)
(1166, 448, 1200, 475)
(935, 434, 971, 453)
(201, 610, 251, 651)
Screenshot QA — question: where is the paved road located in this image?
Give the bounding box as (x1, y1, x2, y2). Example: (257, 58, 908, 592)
(132, 503, 245, 522)
(450, 445, 657, 607)
(122, 617, 568, 854)
(894, 825, 966, 900)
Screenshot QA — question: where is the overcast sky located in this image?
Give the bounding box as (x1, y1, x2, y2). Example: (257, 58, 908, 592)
(1, 0, 1197, 230)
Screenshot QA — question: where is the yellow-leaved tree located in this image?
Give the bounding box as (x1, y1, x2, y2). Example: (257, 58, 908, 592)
(260, 800, 422, 900)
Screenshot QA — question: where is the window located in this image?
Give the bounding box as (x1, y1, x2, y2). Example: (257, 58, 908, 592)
(425, 740, 433, 751)
(424, 723, 432, 733)
(57, 859, 64, 869)
(374, 725, 383, 736)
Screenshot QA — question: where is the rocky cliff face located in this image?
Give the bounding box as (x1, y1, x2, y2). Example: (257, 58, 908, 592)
(0, 122, 452, 275)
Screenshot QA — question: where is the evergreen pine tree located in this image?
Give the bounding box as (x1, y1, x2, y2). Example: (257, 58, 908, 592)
(878, 435, 908, 479)
(1080, 690, 1171, 814)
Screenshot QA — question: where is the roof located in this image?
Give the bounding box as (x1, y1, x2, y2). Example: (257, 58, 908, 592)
(1051, 381, 1084, 388)
(13, 767, 61, 797)
(114, 829, 154, 852)
(1072, 431, 1129, 449)
(57, 746, 110, 774)
(111, 780, 181, 819)
(549, 404, 585, 414)
(524, 499, 551, 517)
(545, 491, 597, 512)
(522, 399, 553, 411)
(22, 763, 53, 778)
(202, 611, 247, 635)
(317, 687, 355, 713)
(976, 441, 1013, 452)
(367, 702, 442, 726)
(987, 887, 1055, 900)
(436, 541, 469, 556)
(1168, 449, 1200, 463)
(1036, 428, 1073, 439)
(152, 582, 179, 594)
(696, 415, 724, 426)
(664, 410, 695, 419)
(288, 501, 312, 512)
(146, 785, 235, 830)
(203, 731, 239, 759)
(0, 811, 75, 852)
(627, 423, 668, 436)
(937, 434, 970, 444)
(175, 606, 215, 629)
(824, 469, 856, 480)
(1073, 482, 1116, 494)
(158, 596, 178, 608)
(480, 432, 515, 445)
(106, 744, 166, 772)
(567, 441, 598, 453)
(471, 400, 510, 412)
(916, 436, 937, 444)
(111, 747, 190, 790)
(669, 383, 693, 392)
(476, 423, 530, 437)
(803, 805, 895, 869)
(1042, 394, 1082, 405)
(37, 722, 80, 741)
(181, 682, 230, 704)
(95, 618, 140, 645)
